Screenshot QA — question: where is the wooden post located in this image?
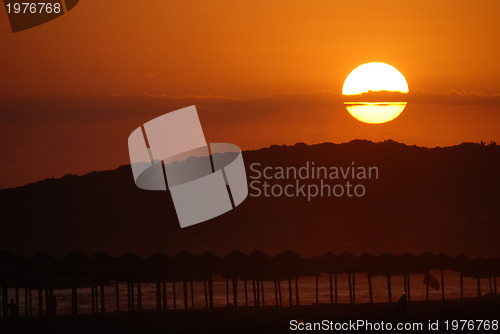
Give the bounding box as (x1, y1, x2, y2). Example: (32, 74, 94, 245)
(208, 272, 214, 309)
(115, 280, 119, 312)
(38, 277, 43, 317)
(426, 270, 429, 302)
(137, 280, 142, 311)
(256, 277, 260, 307)
(94, 285, 99, 313)
(15, 281, 19, 317)
(183, 277, 188, 310)
(25, 287, 28, 317)
(403, 273, 407, 296)
(172, 281, 176, 309)
(44, 288, 49, 316)
(348, 273, 353, 304)
(441, 269, 445, 301)
(156, 278, 161, 312)
(29, 288, 32, 317)
(72, 275, 78, 316)
(295, 276, 299, 306)
(162, 279, 167, 311)
(315, 274, 319, 304)
(460, 272, 464, 301)
(127, 280, 131, 312)
(278, 280, 282, 306)
(407, 272, 411, 302)
(244, 280, 248, 307)
(130, 278, 135, 312)
(329, 273, 333, 304)
(225, 276, 229, 306)
(100, 274, 105, 314)
(335, 273, 338, 304)
(91, 285, 95, 314)
(190, 280, 194, 308)
(352, 273, 356, 304)
(368, 272, 373, 304)
(204, 279, 208, 308)
(288, 273, 293, 307)
(261, 280, 265, 307)
(387, 273, 392, 303)
(494, 275, 497, 296)
(252, 279, 257, 307)
(274, 279, 278, 306)
(232, 278, 237, 307)
(489, 276, 493, 294)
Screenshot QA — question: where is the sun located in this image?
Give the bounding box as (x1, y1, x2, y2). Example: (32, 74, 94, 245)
(342, 62, 409, 124)
(342, 62, 409, 95)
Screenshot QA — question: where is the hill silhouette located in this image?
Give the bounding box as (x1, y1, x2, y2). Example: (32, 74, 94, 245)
(0, 140, 499, 258)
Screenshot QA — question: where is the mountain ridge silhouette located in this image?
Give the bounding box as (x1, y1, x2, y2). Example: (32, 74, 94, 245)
(1, 140, 499, 258)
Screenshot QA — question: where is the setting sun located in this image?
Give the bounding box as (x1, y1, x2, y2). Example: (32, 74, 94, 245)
(342, 62, 409, 95)
(343, 62, 409, 124)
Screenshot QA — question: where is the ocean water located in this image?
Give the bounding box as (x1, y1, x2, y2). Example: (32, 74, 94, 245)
(3, 270, 495, 316)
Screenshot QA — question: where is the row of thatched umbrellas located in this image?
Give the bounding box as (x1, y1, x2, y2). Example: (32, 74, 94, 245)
(1, 250, 499, 318)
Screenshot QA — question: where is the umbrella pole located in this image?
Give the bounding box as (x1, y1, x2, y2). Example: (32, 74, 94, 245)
(115, 279, 119, 312)
(407, 272, 411, 302)
(172, 281, 176, 310)
(261, 280, 265, 307)
(460, 272, 463, 301)
(278, 280, 282, 306)
(252, 279, 257, 307)
(335, 273, 338, 304)
(368, 272, 373, 304)
(386, 273, 392, 303)
(25, 287, 29, 317)
(329, 273, 333, 304)
(288, 273, 292, 307)
(183, 277, 188, 310)
(232, 277, 237, 307)
(162, 278, 167, 311)
(348, 273, 352, 304)
(315, 274, 319, 304)
(441, 269, 445, 301)
(203, 279, 208, 309)
(244, 280, 248, 307)
(425, 270, 429, 302)
(100, 274, 105, 314)
(352, 273, 356, 304)
(190, 280, 194, 308)
(274, 279, 278, 306)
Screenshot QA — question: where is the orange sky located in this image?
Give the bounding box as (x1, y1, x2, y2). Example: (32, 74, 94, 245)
(0, 0, 500, 188)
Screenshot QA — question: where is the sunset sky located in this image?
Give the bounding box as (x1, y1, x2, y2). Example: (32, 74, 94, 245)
(1, 0, 499, 188)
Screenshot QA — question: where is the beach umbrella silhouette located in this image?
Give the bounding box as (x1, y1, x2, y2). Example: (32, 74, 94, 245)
(453, 254, 471, 300)
(197, 252, 221, 309)
(374, 253, 399, 303)
(273, 251, 305, 307)
(172, 252, 198, 310)
(248, 251, 272, 307)
(485, 257, 500, 296)
(222, 251, 249, 307)
(359, 253, 377, 304)
(314, 252, 340, 304)
(147, 253, 172, 311)
(0, 251, 25, 318)
(25, 253, 58, 317)
(88, 253, 118, 314)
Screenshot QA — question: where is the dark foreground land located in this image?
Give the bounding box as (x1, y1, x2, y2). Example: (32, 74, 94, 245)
(1, 299, 499, 334)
